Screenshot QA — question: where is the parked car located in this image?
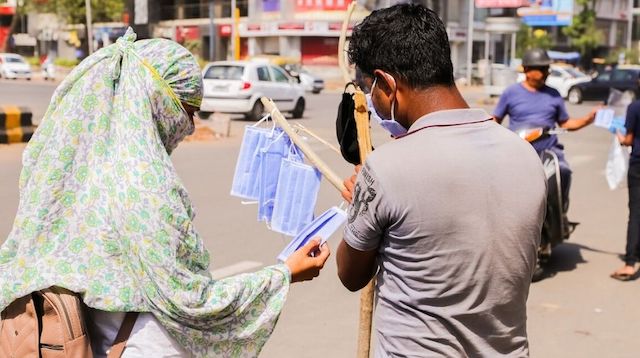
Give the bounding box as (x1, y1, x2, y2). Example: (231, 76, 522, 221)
(0, 53, 32, 80)
(296, 69, 325, 94)
(567, 68, 640, 104)
(517, 64, 591, 99)
(200, 60, 306, 120)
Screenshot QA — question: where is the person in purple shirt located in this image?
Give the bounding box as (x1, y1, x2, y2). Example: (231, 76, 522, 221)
(493, 48, 598, 230)
(611, 100, 640, 280)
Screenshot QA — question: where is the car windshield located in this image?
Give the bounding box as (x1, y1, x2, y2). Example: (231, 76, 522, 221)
(564, 68, 587, 78)
(204, 65, 244, 80)
(4, 57, 24, 64)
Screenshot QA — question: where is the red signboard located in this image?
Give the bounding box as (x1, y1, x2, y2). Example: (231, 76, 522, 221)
(475, 0, 530, 7)
(278, 23, 305, 30)
(295, 0, 353, 11)
(219, 24, 232, 37)
(176, 26, 200, 42)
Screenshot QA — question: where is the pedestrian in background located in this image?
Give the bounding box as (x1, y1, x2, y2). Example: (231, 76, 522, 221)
(337, 4, 546, 356)
(0, 28, 329, 357)
(611, 99, 640, 281)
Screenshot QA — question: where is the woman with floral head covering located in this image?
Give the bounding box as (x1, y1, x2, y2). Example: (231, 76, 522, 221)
(0, 28, 329, 357)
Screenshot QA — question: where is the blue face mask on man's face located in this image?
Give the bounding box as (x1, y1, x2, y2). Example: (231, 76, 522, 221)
(366, 78, 408, 137)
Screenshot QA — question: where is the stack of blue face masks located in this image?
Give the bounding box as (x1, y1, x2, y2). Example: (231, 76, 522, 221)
(277, 206, 348, 262)
(231, 125, 278, 200)
(270, 158, 322, 236)
(231, 123, 323, 237)
(257, 130, 304, 223)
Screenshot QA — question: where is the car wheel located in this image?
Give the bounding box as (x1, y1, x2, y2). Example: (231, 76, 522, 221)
(312, 89, 321, 94)
(624, 90, 636, 102)
(291, 98, 305, 119)
(568, 88, 582, 104)
(246, 101, 264, 121)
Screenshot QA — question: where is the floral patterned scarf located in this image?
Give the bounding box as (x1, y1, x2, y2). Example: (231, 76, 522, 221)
(0, 28, 290, 357)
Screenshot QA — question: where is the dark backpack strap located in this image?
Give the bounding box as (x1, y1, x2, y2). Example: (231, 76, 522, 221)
(107, 312, 139, 358)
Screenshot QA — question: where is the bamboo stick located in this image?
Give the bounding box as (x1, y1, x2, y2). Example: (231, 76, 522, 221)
(353, 88, 374, 358)
(261, 97, 346, 193)
(293, 123, 342, 156)
(338, 1, 357, 84)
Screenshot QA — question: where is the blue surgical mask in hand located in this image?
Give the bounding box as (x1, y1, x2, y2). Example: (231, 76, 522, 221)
(277, 206, 347, 262)
(258, 133, 303, 223)
(231, 125, 276, 200)
(270, 158, 322, 236)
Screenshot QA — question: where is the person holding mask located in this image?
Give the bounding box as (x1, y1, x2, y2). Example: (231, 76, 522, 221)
(0, 29, 329, 357)
(611, 100, 640, 281)
(337, 4, 546, 356)
(493, 48, 598, 236)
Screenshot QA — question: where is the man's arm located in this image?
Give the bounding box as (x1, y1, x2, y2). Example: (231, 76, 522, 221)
(617, 131, 634, 146)
(338, 163, 386, 292)
(559, 106, 599, 131)
(336, 241, 377, 292)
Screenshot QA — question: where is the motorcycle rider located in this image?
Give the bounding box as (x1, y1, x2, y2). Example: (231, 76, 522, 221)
(493, 48, 598, 235)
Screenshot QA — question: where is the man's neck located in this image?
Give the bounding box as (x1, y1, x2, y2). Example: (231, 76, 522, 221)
(522, 80, 543, 92)
(405, 86, 470, 128)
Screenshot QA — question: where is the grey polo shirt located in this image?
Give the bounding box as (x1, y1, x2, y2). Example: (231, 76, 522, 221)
(344, 109, 546, 357)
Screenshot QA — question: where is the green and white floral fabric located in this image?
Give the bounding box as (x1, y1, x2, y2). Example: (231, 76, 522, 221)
(0, 28, 290, 357)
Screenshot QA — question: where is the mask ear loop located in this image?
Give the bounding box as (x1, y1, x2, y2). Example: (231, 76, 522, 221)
(252, 113, 271, 127)
(287, 140, 302, 162)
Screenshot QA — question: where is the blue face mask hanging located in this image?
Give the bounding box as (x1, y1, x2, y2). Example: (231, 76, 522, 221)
(277, 206, 348, 262)
(257, 131, 304, 223)
(230, 124, 279, 200)
(270, 157, 322, 236)
(367, 78, 408, 138)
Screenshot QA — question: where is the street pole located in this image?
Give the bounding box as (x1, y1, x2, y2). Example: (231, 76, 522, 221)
(466, 0, 474, 85)
(231, 0, 236, 60)
(85, 0, 93, 55)
(209, 0, 215, 61)
(628, 0, 633, 51)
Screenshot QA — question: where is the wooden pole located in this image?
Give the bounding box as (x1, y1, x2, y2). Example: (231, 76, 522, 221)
(261, 97, 346, 193)
(338, 3, 375, 357)
(353, 90, 374, 358)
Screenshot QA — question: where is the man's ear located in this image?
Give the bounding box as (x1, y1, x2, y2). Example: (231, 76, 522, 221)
(372, 69, 397, 100)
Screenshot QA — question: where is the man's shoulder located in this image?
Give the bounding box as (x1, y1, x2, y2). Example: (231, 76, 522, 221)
(628, 100, 640, 113)
(502, 83, 523, 96)
(541, 85, 562, 98)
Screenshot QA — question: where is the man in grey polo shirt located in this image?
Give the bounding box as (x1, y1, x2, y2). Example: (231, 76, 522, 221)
(337, 4, 547, 357)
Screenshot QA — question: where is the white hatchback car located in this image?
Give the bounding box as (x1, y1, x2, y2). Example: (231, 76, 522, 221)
(0, 53, 32, 80)
(200, 61, 306, 120)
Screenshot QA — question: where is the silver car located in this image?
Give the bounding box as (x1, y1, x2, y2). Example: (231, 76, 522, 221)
(200, 60, 306, 120)
(0, 53, 32, 80)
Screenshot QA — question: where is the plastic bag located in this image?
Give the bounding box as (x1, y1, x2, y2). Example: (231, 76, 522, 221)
(606, 136, 630, 190)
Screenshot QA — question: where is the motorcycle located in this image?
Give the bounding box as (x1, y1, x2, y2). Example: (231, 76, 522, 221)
(516, 127, 578, 281)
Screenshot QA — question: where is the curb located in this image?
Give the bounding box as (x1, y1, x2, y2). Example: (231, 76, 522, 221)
(0, 105, 36, 144)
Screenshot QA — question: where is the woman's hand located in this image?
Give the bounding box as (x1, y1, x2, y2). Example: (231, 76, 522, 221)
(285, 238, 330, 283)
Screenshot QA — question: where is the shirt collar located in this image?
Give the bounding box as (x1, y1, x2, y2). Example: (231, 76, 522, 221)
(407, 108, 493, 133)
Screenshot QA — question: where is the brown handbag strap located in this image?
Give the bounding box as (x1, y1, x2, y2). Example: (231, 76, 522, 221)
(107, 312, 139, 358)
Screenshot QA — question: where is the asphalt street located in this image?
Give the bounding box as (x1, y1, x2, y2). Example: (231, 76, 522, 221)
(0, 78, 638, 357)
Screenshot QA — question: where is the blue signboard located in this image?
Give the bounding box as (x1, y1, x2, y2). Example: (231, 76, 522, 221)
(517, 0, 574, 26)
(262, 0, 280, 12)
